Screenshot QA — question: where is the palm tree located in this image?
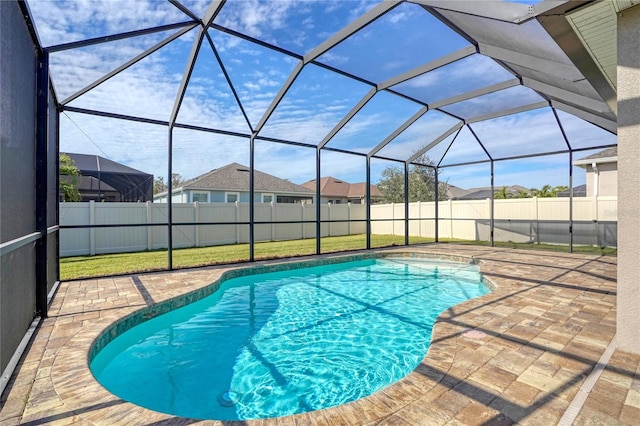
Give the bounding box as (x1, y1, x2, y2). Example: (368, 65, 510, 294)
(532, 184, 553, 198)
(494, 186, 510, 199)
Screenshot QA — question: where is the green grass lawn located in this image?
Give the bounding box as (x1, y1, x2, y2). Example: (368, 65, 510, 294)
(59, 234, 434, 280)
(59, 234, 616, 281)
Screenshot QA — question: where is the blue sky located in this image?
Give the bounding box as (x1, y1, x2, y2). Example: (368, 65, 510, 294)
(30, 0, 616, 191)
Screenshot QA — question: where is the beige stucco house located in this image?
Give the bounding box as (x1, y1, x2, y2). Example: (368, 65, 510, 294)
(574, 147, 617, 197)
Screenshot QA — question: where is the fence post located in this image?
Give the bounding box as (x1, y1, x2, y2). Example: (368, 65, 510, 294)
(328, 203, 332, 237)
(417, 201, 421, 237)
(391, 203, 395, 235)
(194, 202, 200, 247)
(89, 200, 96, 255)
(449, 199, 454, 239)
(146, 201, 153, 250)
(235, 201, 240, 243)
(534, 197, 539, 244)
(271, 201, 275, 241)
(301, 202, 305, 239)
(348, 202, 351, 236)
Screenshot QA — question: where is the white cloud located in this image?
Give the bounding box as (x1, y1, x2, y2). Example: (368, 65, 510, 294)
(33, 0, 606, 191)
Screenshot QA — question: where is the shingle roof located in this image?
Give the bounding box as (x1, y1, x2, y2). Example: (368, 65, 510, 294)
(301, 177, 382, 198)
(181, 163, 313, 194)
(576, 147, 617, 162)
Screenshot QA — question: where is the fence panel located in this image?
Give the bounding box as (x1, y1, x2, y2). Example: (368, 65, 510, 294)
(60, 197, 618, 257)
(59, 203, 90, 256)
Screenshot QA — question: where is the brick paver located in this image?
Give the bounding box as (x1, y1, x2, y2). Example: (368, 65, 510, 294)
(1, 245, 637, 425)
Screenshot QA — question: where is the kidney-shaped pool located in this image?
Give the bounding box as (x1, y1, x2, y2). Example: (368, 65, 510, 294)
(90, 257, 490, 420)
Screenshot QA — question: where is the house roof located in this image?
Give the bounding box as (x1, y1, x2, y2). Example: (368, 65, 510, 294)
(178, 163, 314, 194)
(557, 184, 587, 197)
(574, 147, 617, 166)
(446, 185, 471, 199)
(455, 185, 529, 200)
(301, 177, 382, 199)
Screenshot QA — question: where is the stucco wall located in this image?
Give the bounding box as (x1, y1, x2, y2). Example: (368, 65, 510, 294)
(617, 4, 640, 354)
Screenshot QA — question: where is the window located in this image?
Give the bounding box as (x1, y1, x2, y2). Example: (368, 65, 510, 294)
(262, 193, 274, 203)
(225, 192, 239, 203)
(191, 192, 208, 203)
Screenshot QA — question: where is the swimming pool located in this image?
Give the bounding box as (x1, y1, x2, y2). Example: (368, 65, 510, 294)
(90, 256, 489, 420)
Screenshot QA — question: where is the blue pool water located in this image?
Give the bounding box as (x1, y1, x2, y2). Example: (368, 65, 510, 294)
(90, 257, 489, 420)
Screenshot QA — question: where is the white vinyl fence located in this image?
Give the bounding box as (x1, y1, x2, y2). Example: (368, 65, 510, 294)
(370, 196, 617, 246)
(60, 197, 617, 257)
(60, 201, 366, 257)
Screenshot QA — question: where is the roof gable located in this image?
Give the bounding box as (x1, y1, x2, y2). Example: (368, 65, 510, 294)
(182, 163, 313, 194)
(574, 147, 618, 166)
(302, 177, 382, 198)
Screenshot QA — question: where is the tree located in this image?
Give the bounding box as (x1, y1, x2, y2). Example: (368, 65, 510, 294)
(552, 185, 569, 196)
(172, 173, 184, 188)
(153, 176, 166, 194)
(153, 173, 184, 194)
(530, 184, 569, 198)
(377, 155, 448, 203)
(493, 186, 511, 199)
(59, 153, 81, 201)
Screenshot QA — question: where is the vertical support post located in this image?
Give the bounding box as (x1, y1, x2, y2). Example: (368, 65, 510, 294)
(270, 201, 275, 242)
(449, 199, 453, 239)
(167, 126, 173, 270)
(89, 200, 96, 255)
(194, 201, 200, 247)
(235, 201, 240, 243)
(35, 49, 49, 317)
(417, 201, 422, 238)
(534, 196, 540, 244)
(569, 151, 574, 252)
(55, 104, 61, 283)
(490, 160, 495, 247)
(301, 202, 305, 239)
(434, 166, 439, 243)
(249, 134, 255, 261)
(552, 107, 574, 253)
(315, 148, 321, 254)
(404, 162, 409, 246)
(146, 201, 153, 250)
(366, 156, 371, 249)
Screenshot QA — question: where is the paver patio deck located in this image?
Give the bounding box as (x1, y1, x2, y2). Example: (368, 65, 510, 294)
(1, 244, 638, 425)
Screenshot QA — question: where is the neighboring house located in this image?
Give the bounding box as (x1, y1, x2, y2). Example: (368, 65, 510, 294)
(573, 147, 617, 197)
(557, 184, 587, 197)
(446, 184, 471, 200)
(153, 163, 315, 204)
(453, 185, 530, 200)
(64, 153, 153, 202)
(301, 177, 383, 204)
